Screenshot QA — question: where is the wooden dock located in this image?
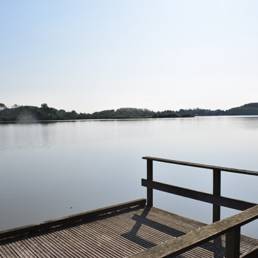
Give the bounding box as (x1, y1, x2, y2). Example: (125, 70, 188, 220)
(0, 157, 258, 257)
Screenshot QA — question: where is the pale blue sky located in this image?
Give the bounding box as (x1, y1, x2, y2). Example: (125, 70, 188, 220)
(1, 0, 258, 112)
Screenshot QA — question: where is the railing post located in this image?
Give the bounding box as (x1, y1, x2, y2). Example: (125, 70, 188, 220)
(213, 169, 221, 222)
(213, 169, 222, 257)
(225, 227, 241, 258)
(147, 159, 153, 207)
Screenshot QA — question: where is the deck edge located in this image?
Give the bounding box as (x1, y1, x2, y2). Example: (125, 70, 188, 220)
(0, 198, 146, 244)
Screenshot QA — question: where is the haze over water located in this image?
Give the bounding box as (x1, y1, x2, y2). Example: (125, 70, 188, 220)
(0, 116, 258, 237)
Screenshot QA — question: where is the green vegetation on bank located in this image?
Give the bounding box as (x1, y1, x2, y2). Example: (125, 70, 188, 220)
(0, 102, 258, 122)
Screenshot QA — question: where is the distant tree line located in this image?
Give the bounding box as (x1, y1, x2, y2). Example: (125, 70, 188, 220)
(0, 103, 6, 109)
(0, 102, 258, 122)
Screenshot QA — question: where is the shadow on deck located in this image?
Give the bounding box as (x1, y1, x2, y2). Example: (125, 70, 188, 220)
(122, 207, 225, 258)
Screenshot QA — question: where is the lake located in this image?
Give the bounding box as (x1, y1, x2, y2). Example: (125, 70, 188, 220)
(0, 116, 258, 238)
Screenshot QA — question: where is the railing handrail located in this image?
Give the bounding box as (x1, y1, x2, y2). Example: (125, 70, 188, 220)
(131, 204, 258, 258)
(143, 156, 258, 176)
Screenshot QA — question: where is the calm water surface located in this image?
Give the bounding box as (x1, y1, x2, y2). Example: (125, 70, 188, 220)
(0, 116, 258, 237)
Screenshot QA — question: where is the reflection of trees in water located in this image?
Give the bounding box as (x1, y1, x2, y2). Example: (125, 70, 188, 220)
(231, 116, 258, 130)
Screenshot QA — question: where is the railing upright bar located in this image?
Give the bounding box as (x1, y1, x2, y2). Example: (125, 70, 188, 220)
(147, 159, 153, 207)
(213, 169, 221, 222)
(225, 227, 241, 258)
(213, 168, 222, 256)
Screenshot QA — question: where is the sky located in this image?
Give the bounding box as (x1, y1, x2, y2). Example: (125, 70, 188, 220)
(0, 0, 258, 113)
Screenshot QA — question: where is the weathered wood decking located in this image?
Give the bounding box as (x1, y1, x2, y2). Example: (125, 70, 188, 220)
(0, 200, 257, 258)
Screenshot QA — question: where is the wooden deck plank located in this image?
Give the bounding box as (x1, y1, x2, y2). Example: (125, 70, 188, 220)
(0, 207, 257, 258)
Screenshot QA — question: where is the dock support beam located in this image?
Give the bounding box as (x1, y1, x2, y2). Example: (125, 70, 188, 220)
(147, 159, 153, 207)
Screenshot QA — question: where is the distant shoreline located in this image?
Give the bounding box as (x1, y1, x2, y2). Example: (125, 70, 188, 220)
(0, 102, 258, 123)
